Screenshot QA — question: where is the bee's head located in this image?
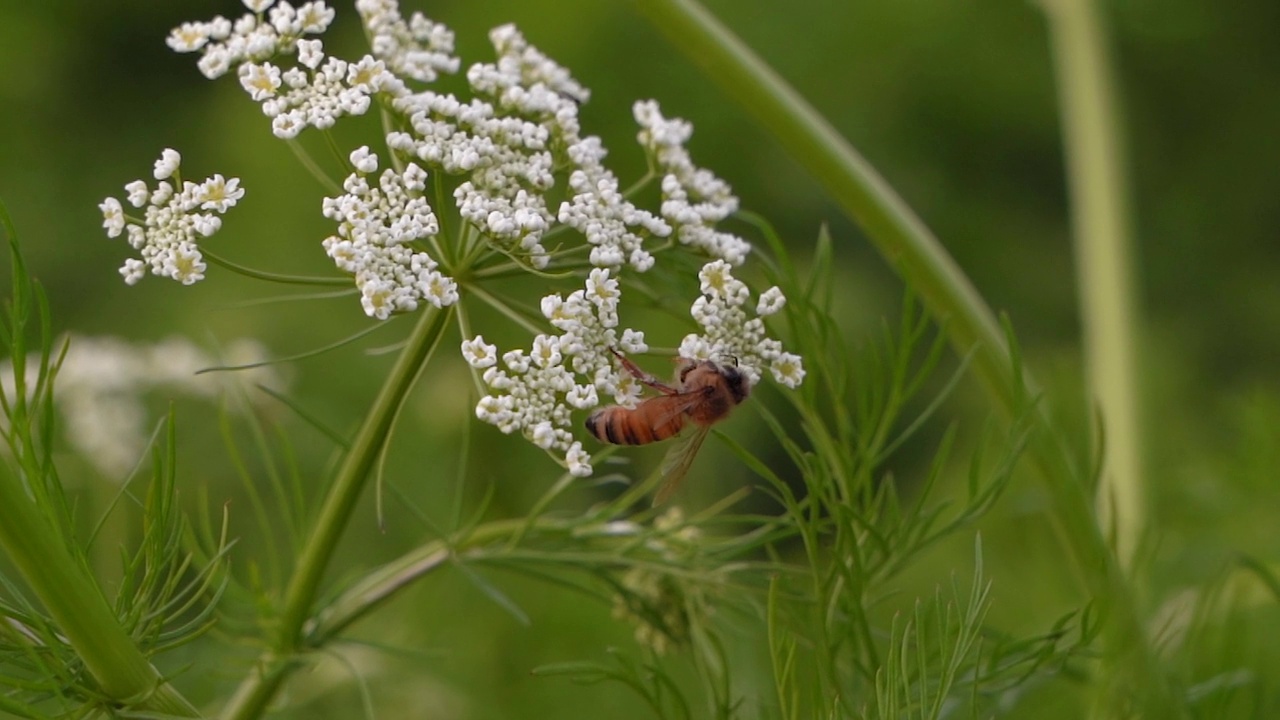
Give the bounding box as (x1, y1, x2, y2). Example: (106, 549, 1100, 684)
(719, 362, 750, 404)
(680, 358, 750, 404)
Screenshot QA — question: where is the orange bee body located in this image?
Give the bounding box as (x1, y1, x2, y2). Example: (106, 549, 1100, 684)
(586, 351, 750, 503)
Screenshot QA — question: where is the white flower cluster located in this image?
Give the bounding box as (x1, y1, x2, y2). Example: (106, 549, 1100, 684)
(0, 335, 283, 480)
(173, 0, 424, 139)
(557, 131, 671, 272)
(322, 147, 456, 319)
(461, 334, 595, 477)
(154, 4, 806, 482)
(382, 25, 689, 273)
(167, 0, 337, 80)
(241, 48, 402, 139)
(678, 260, 805, 388)
(356, 0, 460, 83)
(540, 268, 650, 407)
(164, 4, 746, 314)
(635, 101, 750, 265)
(385, 24, 595, 270)
(460, 261, 803, 475)
(101, 149, 244, 286)
(461, 268, 649, 476)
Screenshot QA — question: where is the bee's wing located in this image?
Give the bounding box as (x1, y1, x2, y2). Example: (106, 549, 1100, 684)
(644, 390, 705, 428)
(653, 424, 711, 506)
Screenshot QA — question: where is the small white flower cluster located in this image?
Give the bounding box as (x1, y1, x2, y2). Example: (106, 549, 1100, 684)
(461, 268, 649, 476)
(0, 335, 284, 480)
(101, 149, 244, 286)
(356, 0, 460, 83)
(467, 24, 589, 119)
(635, 101, 750, 265)
(461, 334, 595, 477)
(167, 0, 337, 80)
(540, 268, 650, 407)
(678, 260, 805, 388)
(462, 261, 804, 476)
(241, 48, 402, 139)
(173, 0, 421, 139)
(386, 24, 597, 270)
(557, 131, 671, 272)
(383, 25, 686, 273)
(322, 147, 456, 319)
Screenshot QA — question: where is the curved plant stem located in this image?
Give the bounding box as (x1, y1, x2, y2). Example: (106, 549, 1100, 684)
(203, 250, 350, 286)
(221, 305, 453, 720)
(1042, 0, 1145, 571)
(629, 0, 1019, 447)
(285, 138, 341, 195)
(632, 0, 1173, 714)
(638, 0, 1019, 411)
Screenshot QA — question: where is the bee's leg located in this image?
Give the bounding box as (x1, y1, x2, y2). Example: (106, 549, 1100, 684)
(608, 347, 678, 395)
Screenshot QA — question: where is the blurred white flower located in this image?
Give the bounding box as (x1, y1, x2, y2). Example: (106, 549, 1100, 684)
(0, 336, 287, 481)
(99, 197, 124, 238)
(756, 286, 787, 316)
(153, 148, 183, 180)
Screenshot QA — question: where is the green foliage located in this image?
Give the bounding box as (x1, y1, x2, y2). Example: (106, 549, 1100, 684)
(0, 1, 1277, 718)
(0, 208, 212, 716)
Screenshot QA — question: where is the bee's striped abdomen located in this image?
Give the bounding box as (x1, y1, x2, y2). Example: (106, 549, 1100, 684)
(586, 403, 684, 445)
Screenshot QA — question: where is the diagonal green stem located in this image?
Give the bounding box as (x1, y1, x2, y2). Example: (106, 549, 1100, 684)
(221, 304, 452, 720)
(305, 518, 531, 644)
(632, 0, 1026, 445)
(0, 467, 201, 716)
(632, 0, 1173, 714)
(635, 0, 1015, 412)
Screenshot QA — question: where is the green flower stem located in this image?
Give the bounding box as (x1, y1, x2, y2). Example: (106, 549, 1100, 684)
(285, 138, 342, 195)
(304, 518, 532, 644)
(633, 0, 1172, 713)
(222, 304, 452, 720)
(1042, 0, 1144, 570)
(0, 459, 200, 716)
(203, 250, 351, 286)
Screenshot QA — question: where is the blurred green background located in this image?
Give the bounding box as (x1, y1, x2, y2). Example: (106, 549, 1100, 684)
(1, 0, 1278, 716)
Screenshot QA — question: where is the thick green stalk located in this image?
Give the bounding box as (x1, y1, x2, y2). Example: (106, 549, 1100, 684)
(630, 0, 1027, 454)
(0, 211, 198, 715)
(0, 467, 200, 715)
(1042, 0, 1144, 570)
(636, 0, 1014, 414)
(632, 0, 1172, 713)
(222, 304, 451, 720)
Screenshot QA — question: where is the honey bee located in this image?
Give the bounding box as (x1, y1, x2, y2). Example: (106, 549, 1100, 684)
(586, 349, 749, 504)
